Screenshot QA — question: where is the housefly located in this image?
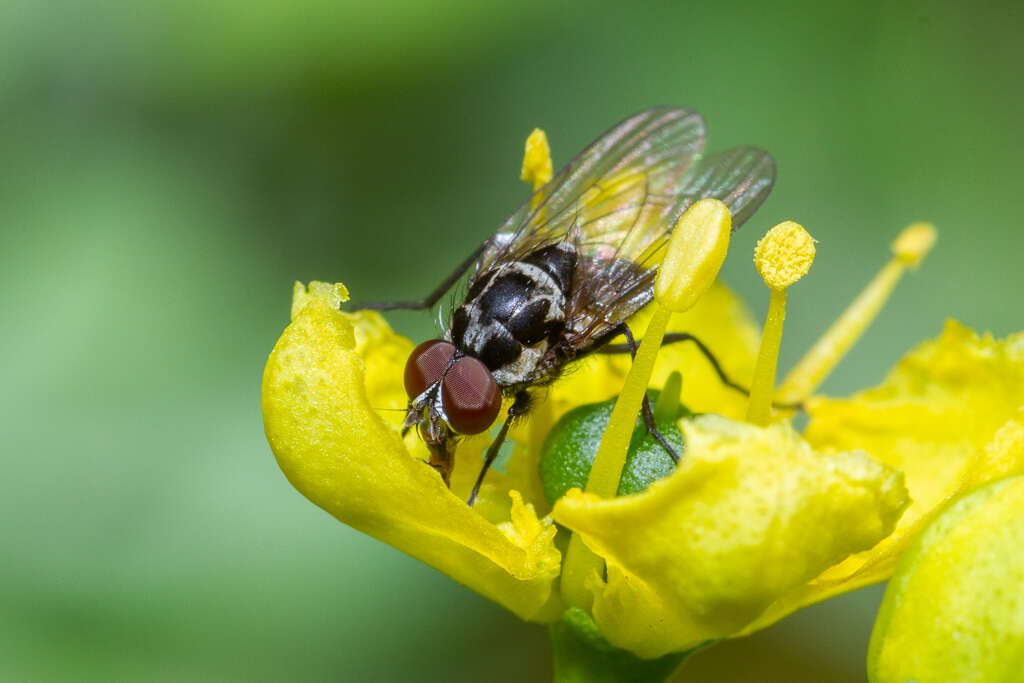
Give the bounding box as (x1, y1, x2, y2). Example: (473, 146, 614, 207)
(352, 107, 775, 504)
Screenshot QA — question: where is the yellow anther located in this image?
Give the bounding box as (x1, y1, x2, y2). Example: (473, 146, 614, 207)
(521, 128, 552, 192)
(754, 221, 816, 290)
(747, 221, 816, 425)
(778, 222, 938, 404)
(891, 221, 937, 266)
(655, 198, 732, 312)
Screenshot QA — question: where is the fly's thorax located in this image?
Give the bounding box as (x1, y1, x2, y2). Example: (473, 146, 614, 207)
(449, 244, 577, 385)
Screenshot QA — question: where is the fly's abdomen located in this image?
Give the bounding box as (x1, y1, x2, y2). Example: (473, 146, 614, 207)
(449, 244, 576, 385)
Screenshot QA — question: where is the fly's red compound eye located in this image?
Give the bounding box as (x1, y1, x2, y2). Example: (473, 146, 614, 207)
(441, 357, 501, 434)
(404, 339, 456, 399)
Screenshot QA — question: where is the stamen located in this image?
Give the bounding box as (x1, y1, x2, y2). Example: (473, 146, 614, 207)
(521, 128, 552, 192)
(587, 310, 673, 499)
(777, 222, 936, 403)
(560, 199, 732, 611)
(746, 221, 816, 426)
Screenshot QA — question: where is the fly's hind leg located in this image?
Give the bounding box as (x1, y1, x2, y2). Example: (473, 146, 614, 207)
(346, 241, 487, 311)
(608, 323, 681, 464)
(467, 390, 531, 507)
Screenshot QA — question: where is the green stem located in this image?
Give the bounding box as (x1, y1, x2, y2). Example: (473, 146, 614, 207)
(549, 608, 691, 683)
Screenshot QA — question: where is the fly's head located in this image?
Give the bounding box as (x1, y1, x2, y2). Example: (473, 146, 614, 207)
(402, 339, 503, 449)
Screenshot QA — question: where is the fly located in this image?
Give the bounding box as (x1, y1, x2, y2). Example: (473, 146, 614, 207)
(350, 107, 775, 504)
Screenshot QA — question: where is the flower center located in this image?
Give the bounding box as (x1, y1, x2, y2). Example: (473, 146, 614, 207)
(516, 125, 937, 616)
(746, 221, 816, 425)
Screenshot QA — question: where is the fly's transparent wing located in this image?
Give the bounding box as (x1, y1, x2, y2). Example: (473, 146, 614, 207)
(469, 106, 774, 353)
(477, 107, 707, 273)
(566, 146, 775, 347)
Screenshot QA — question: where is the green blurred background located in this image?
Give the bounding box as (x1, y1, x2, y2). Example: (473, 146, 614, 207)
(2, 0, 1021, 680)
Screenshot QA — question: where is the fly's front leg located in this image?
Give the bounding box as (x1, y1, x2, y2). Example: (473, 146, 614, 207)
(347, 241, 487, 311)
(467, 390, 531, 507)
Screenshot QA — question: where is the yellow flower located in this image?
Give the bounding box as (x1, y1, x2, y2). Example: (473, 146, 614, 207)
(260, 127, 1024, 664)
(261, 276, 759, 622)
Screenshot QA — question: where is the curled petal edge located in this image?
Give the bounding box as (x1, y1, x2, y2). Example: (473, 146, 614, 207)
(262, 282, 562, 622)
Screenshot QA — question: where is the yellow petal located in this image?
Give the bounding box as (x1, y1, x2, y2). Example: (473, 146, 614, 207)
(964, 409, 1024, 488)
(749, 321, 1024, 628)
(551, 416, 907, 657)
(262, 282, 561, 621)
(869, 476, 1024, 682)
